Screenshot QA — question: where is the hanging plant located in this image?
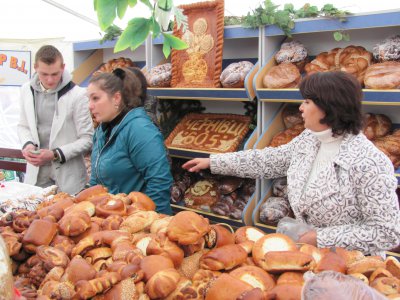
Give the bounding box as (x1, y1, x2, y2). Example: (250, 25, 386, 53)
(242, 0, 352, 41)
(94, 0, 189, 57)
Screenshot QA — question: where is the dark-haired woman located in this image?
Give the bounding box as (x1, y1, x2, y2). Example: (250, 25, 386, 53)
(183, 71, 400, 256)
(87, 68, 173, 215)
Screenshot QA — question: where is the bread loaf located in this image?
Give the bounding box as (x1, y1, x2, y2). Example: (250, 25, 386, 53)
(364, 61, 400, 89)
(167, 211, 210, 245)
(373, 35, 400, 62)
(230, 265, 276, 291)
(363, 113, 392, 140)
(146, 63, 172, 87)
(200, 244, 248, 271)
(205, 273, 253, 300)
(145, 268, 181, 299)
(220, 61, 254, 88)
(269, 123, 305, 147)
(275, 40, 308, 72)
(22, 219, 58, 253)
(263, 62, 301, 88)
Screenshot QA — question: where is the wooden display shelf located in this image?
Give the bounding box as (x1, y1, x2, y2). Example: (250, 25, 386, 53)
(148, 87, 250, 101)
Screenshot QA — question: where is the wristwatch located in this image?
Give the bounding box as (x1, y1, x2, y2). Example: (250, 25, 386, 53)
(52, 149, 60, 162)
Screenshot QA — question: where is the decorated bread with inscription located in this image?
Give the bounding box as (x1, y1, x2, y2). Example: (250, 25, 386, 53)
(165, 113, 251, 153)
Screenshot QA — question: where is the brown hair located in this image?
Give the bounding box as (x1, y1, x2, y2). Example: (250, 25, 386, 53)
(35, 45, 63, 65)
(299, 71, 363, 136)
(89, 67, 142, 111)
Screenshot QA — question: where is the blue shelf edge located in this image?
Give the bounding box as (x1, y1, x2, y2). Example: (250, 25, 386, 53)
(148, 88, 250, 101)
(257, 89, 400, 104)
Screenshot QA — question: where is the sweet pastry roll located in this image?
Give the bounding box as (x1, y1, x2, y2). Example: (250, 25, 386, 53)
(75, 185, 108, 203)
(132, 233, 156, 256)
(0, 226, 21, 256)
(164, 277, 194, 300)
(71, 230, 130, 257)
(263, 62, 301, 89)
(299, 244, 323, 264)
(200, 244, 248, 271)
(125, 249, 145, 265)
(277, 271, 304, 286)
(177, 249, 209, 280)
(205, 273, 254, 300)
(252, 233, 297, 269)
(204, 224, 235, 249)
(220, 61, 254, 88)
(103, 278, 142, 300)
(111, 240, 138, 262)
(22, 219, 58, 253)
(143, 268, 180, 299)
(262, 251, 315, 273)
(119, 210, 159, 234)
(38, 266, 64, 290)
(234, 226, 265, 245)
(84, 246, 113, 264)
(314, 251, 346, 274)
(265, 284, 303, 300)
(11, 210, 38, 232)
(75, 271, 121, 299)
(70, 218, 101, 244)
(140, 254, 175, 282)
(36, 245, 70, 271)
(101, 215, 124, 231)
(181, 237, 206, 257)
(347, 257, 386, 276)
(58, 210, 91, 237)
(349, 272, 369, 285)
(93, 258, 112, 272)
(370, 277, 400, 296)
(150, 216, 173, 235)
(64, 200, 96, 217)
(96, 198, 127, 218)
(230, 265, 275, 292)
(37, 196, 74, 219)
(386, 256, 400, 280)
(146, 233, 184, 267)
(167, 211, 211, 245)
(370, 267, 394, 283)
(62, 255, 97, 284)
(39, 280, 75, 300)
(127, 191, 156, 212)
(333, 247, 365, 267)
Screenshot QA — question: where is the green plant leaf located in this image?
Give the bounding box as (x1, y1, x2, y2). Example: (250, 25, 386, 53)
(150, 16, 161, 38)
(163, 33, 188, 50)
(94, 0, 98, 11)
(333, 31, 343, 41)
(162, 38, 171, 58)
(117, 0, 128, 19)
(97, 0, 117, 31)
(114, 18, 151, 52)
(158, 0, 173, 11)
(127, 0, 137, 7)
(140, 0, 153, 10)
(342, 33, 350, 41)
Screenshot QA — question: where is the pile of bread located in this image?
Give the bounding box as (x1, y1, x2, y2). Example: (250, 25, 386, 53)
(263, 35, 400, 89)
(146, 61, 254, 88)
(1, 185, 399, 299)
(170, 164, 255, 220)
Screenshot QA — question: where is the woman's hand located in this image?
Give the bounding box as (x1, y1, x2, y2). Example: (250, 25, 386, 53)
(298, 230, 317, 246)
(182, 158, 210, 172)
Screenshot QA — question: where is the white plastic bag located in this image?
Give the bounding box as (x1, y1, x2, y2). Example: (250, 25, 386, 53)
(276, 216, 314, 242)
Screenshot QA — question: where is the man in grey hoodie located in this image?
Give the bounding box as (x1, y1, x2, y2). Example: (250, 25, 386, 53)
(17, 45, 93, 194)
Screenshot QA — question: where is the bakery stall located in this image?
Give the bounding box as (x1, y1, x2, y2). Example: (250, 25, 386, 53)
(251, 9, 400, 252)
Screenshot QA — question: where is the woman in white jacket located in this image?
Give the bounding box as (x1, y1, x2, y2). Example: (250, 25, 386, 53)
(183, 71, 400, 256)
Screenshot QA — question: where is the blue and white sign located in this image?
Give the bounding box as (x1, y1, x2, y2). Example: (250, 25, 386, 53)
(0, 50, 31, 86)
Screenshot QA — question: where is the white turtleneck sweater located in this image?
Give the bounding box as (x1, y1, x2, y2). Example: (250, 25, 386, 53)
(306, 128, 344, 187)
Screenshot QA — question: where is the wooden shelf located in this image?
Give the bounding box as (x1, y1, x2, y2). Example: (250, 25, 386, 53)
(148, 87, 251, 101)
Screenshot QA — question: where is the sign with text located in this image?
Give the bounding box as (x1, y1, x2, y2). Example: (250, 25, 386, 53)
(0, 50, 31, 86)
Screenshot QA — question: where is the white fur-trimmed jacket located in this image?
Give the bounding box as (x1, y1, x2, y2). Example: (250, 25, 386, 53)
(210, 129, 400, 256)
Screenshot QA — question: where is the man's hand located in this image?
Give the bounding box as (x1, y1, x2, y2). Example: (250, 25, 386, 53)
(22, 146, 54, 167)
(298, 230, 317, 246)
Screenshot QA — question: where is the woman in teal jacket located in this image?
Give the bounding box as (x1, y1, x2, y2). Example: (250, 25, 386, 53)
(87, 68, 172, 215)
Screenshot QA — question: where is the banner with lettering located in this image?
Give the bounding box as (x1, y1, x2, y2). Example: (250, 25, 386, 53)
(0, 50, 31, 86)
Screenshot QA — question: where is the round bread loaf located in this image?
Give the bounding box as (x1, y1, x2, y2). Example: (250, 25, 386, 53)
(373, 35, 400, 62)
(275, 40, 308, 72)
(263, 62, 301, 88)
(364, 61, 400, 89)
(147, 63, 172, 87)
(220, 61, 254, 88)
(363, 113, 392, 140)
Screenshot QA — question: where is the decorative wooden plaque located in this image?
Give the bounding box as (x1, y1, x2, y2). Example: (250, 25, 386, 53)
(165, 113, 251, 153)
(171, 0, 225, 88)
